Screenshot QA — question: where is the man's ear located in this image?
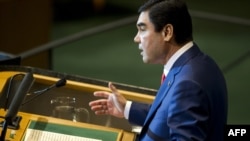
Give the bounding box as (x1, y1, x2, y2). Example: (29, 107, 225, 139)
(162, 24, 173, 42)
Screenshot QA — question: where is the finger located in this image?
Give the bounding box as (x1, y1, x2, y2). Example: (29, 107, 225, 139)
(94, 110, 109, 115)
(93, 91, 111, 98)
(89, 99, 107, 106)
(90, 104, 109, 115)
(108, 82, 119, 96)
(90, 104, 106, 111)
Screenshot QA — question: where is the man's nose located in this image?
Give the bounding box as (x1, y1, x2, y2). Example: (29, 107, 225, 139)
(134, 33, 140, 43)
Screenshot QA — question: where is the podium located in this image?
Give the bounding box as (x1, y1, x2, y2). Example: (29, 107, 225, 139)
(0, 66, 156, 141)
(0, 109, 131, 141)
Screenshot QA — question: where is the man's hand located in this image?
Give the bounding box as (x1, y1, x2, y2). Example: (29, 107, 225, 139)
(89, 82, 127, 118)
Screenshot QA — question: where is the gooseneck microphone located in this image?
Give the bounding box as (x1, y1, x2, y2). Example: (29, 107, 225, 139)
(30, 78, 66, 95)
(21, 78, 67, 106)
(0, 72, 34, 141)
(0, 75, 67, 141)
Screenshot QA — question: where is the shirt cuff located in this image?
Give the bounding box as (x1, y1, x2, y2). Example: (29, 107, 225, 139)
(124, 100, 132, 119)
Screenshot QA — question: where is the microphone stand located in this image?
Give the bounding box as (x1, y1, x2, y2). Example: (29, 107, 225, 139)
(0, 117, 10, 141)
(0, 117, 21, 140)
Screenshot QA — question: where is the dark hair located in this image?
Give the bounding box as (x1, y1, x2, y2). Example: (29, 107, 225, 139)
(138, 0, 193, 44)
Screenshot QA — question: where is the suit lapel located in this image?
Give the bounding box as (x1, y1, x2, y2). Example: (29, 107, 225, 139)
(143, 67, 178, 126)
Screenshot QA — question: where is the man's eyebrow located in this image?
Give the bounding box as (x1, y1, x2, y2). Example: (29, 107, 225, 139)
(137, 22, 146, 27)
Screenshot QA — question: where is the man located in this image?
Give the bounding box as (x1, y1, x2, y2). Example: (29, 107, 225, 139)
(89, 0, 228, 140)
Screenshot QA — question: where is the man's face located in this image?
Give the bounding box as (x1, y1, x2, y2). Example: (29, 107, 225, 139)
(134, 11, 167, 64)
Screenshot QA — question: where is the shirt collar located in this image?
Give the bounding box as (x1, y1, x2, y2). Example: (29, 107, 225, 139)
(163, 41, 193, 77)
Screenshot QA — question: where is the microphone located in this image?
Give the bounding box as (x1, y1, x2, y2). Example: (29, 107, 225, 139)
(21, 78, 67, 106)
(0, 72, 34, 141)
(5, 73, 34, 119)
(30, 78, 66, 95)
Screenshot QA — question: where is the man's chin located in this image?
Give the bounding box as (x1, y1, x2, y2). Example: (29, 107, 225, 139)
(142, 58, 150, 64)
(142, 58, 159, 64)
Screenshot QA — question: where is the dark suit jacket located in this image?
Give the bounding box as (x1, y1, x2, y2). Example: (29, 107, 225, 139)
(129, 44, 228, 141)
